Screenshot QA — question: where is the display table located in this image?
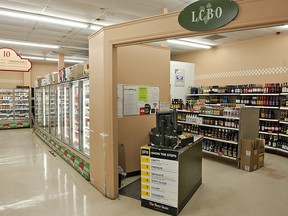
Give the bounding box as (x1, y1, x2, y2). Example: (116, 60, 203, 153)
(140, 135, 203, 216)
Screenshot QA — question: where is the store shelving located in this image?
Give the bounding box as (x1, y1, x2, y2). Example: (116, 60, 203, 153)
(0, 88, 31, 129)
(204, 136, 238, 145)
(259, 118, 279, 122)
(199, 114, 239, 120)
(200, 124, 239, 131)
(202, 150, 237, 161)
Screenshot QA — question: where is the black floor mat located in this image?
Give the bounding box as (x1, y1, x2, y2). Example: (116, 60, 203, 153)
(119, 178, 141, 200)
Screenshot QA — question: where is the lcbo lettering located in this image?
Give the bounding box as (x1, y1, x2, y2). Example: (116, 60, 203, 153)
(191, 6, 223, 23)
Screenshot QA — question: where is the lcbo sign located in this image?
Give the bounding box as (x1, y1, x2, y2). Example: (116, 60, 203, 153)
(178, 0, 239, 31)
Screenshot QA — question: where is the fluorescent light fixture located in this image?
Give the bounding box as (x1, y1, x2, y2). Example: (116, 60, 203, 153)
(167, 40, 211, 49)
(0, 39, 59, 49)
(282, 24, 288, 29)
(90, 25, 102, 31)
(64, 59, 84, 63)
(61, 45, 89, 51)
(0, 10, 88, 28)
(22, 56, 45, 60)
(180, 38, 215, 46)
(46, 58, 83, 63)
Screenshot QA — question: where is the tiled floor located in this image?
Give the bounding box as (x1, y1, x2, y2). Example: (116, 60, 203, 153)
(0, 128, 288, 216)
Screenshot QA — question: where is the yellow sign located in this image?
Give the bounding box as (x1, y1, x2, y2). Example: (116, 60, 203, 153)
(138, 87, 148, 101)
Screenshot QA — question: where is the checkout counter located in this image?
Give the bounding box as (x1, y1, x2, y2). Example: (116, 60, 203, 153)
(140, 110, 203, 215)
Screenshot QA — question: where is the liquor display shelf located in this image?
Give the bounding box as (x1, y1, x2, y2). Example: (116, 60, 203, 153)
(259, 131, 278, 136)
(202, 150, 237, 161)
(199, 114, 240, 120)
(244, 105, 279, 109)
(186, 93, 240, 96)
(280, 107, 288, 110)
(265, 145, 288, 154)
(200, 124, 239, 131)
(178, 121, 239, 131)
(240, 93, 279, 96)
(279, 121, 288, 124)
(204, 136, 238, 145)
(279, 133, 288, 138)
(259, 118, 279, 122)
(176, 109, 200, 114)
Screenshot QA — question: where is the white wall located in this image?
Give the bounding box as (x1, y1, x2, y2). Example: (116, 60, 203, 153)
(170, 61, 195, 103)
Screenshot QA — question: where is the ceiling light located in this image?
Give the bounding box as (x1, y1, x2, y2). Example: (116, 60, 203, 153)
(21, 56, 45, 60)
(0, 10, 88, 28)
(60, 45, 89, 51)
(282, 25, 288, 29)
(0, 39, 59, 49)
(46, 58, 83, 63)
(90, 25, 102, 31)
(167, 40, 211, 49)
(180, 38, 215, 46)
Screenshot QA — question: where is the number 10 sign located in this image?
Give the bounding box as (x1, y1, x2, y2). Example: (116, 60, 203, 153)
(0, 48, 32, 72)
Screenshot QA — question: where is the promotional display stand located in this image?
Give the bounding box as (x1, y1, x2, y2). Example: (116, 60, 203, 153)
(140, 136, 203, 216)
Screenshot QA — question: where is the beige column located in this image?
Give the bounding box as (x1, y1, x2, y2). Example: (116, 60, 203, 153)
(23, 71, 31, 86)
(58, 53, 65, 70)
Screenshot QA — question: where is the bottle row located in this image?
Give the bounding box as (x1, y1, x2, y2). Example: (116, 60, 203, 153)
(188, 82, 288, 95)
(236, 96, 280, 107)
(280, 125, 288, 135)
(202, 140, 238, 158)
(181, 124, 199, 134)
(199, 127, 239, 142)
(202, 118, 239, 129)
(177, 113, 202, 124)
(259, 122, 280, 133)
(280, 111, 288, 121)
(260, 109, 275, 119)
(200, 106, 240, 117)
(260, 134, 288, 151)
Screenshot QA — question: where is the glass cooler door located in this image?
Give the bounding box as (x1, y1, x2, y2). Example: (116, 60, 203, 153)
(35, 88, 44, 126)
(43, 86, 50, 132)
(56, 84, 63, 140)
(82, 80, 90, 156)
(71, 82, 80, 150)
(49, 86, 57, 136)
(61, 84, 71, 144)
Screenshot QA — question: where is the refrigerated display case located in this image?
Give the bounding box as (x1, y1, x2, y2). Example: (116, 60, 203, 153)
(0, 89, 14, 122)
(0, 88, 31, 129)
(35, 78, 89, 157)
(82, 80, 90, 156)
(72, 82, 80, 150)
(50, 86, 57, 136)
(14, 89, 30, 123)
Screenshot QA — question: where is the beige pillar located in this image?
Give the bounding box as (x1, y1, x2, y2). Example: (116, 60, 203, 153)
(58, 53, 65, 70)
(23, 71, 31, 86)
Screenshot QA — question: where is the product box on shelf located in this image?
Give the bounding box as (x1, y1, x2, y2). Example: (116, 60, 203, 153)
(36, 77, 45, 87)
(51, 72, 59, 84)
(66, 63, 85, 80)
(83, 63, 89, 76)
(241, 139, 258, 157)
(45, 73, 52, 85)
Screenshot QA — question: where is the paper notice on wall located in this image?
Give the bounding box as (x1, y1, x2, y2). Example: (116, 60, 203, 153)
(175, 69, 185, 87)
(123, 86, 138, 115)
(138, 86, 149, 101)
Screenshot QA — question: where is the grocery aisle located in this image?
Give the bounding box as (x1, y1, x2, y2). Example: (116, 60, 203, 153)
(0, 129, 288, 216)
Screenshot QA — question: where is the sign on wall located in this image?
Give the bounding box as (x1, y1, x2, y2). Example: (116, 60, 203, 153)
(0, 48, 32, 72)
(118, 84, 160, 116)
(178, 0, 239, 31)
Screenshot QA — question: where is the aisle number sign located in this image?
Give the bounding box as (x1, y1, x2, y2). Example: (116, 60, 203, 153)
(178, 0, 239, 31)
(141, 147, 179, 215)
(0, 48, 32, 72)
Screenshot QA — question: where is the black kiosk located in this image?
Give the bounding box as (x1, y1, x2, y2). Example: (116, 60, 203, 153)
(141, 109, 203, 216)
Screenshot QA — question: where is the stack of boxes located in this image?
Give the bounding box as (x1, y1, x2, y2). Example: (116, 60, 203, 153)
(240, 138, 265, 172)
(35, 62, 89, 87)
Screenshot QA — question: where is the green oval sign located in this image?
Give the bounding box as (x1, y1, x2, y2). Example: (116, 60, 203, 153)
(178, 0, 239, 31)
